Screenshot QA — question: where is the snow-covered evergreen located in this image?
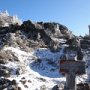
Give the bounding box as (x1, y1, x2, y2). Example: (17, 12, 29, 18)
(0, 10, 22, 27)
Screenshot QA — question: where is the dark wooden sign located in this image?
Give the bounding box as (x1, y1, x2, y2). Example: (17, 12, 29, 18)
(60, 60, 85, 90)
(60, 60, 85, 75)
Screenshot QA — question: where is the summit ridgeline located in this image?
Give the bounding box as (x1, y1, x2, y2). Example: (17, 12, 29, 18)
(0, 11, 75, 52)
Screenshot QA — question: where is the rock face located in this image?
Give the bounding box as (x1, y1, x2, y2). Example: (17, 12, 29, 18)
(0, 19, 74, 51)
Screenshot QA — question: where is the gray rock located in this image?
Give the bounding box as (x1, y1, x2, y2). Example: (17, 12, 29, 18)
(0, 78, 18, 90)
(0, 66, 10, 77)
(52, 85, 59, 90)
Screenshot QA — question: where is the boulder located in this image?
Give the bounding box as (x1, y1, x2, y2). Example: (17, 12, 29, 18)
(77, 83, 90, 90)
(0, 65, 10, 77)
(0, 78, 18, 90)
(52, 85, 59, 90)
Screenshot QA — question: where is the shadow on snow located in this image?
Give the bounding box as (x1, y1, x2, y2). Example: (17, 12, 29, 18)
(30, 48, 64, 78)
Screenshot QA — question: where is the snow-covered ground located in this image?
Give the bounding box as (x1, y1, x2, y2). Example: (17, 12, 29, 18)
(1, 46, 88, 90)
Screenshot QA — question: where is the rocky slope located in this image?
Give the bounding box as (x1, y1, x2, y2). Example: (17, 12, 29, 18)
(0, 19, 75, 51)
(0, 12, 90, 90)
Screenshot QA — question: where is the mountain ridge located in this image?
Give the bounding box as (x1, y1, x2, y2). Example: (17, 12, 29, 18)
(0, 11, 90, 90)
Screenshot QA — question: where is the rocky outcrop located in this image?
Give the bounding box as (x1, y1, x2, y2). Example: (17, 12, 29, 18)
(0, 78, 20, 90)
(0, 19, 74, 52)
(0, 65, 10, 77)
(81, 39, 90, 49)
(0, 50, 19, 63)
(77, 83, 90, 90)
(20, 20, 74, 51)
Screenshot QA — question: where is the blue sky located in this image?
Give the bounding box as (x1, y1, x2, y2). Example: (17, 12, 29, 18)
(0, 0, 90, 36)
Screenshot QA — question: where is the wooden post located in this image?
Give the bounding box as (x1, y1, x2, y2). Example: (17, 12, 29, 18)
(86, 59, 90, 82)
(88, 25, 90, 37)
(65, 73, 76, 90)
(60, 60, 85, 90)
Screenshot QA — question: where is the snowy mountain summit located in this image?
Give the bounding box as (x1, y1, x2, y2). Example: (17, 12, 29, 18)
(0, 10, 22, 27)
(0, 11, 89, 90)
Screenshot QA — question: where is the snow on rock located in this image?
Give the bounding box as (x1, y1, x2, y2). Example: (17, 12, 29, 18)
(34, 48, 64, 62)
(0, 10, 22, 27)
(0, 46, 88, 90)
(1, 46, 65, 90)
